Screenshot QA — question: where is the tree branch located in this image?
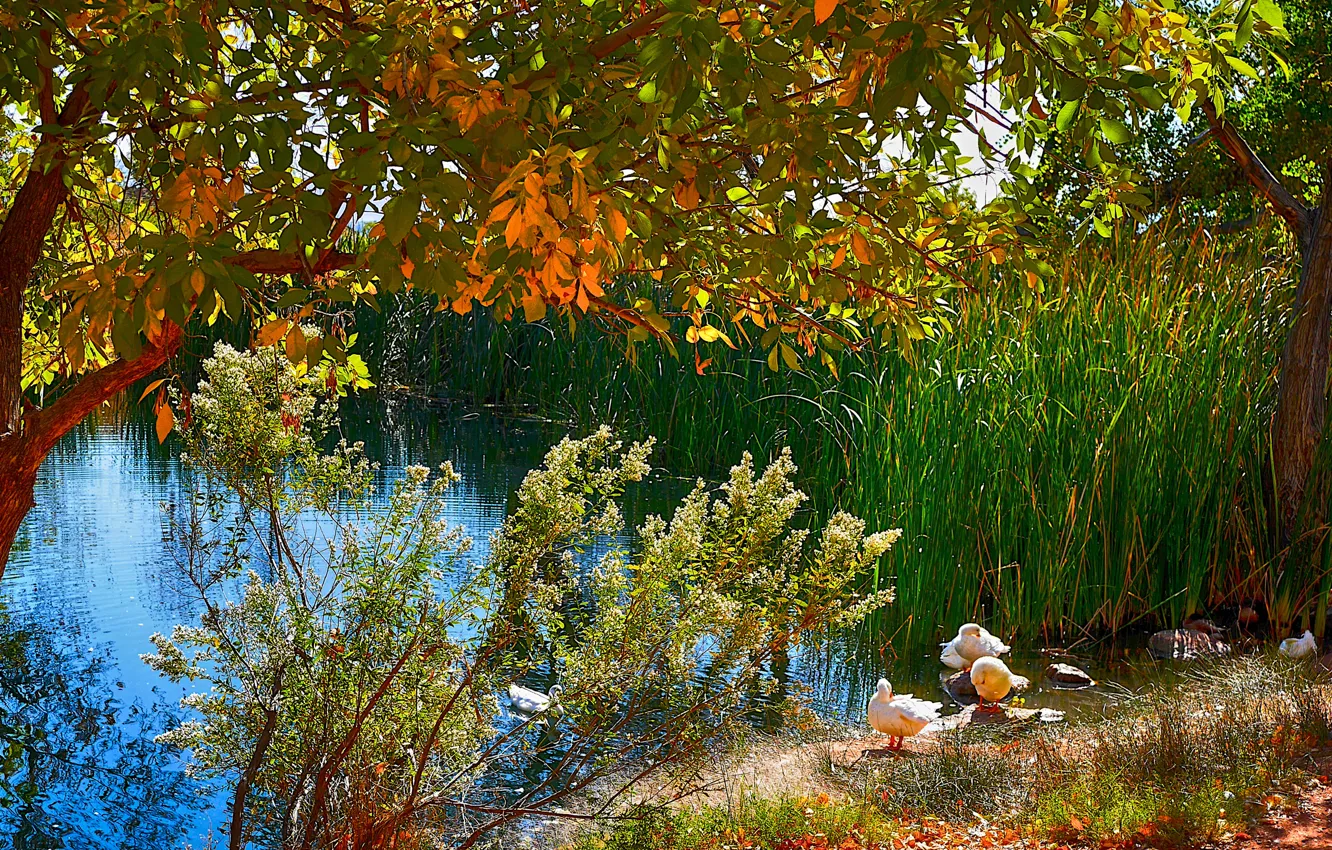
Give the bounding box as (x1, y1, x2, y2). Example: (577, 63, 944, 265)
(1202, 102, 1312, 239)
(226, 249, 359, 276)
(517, 4, 671, 90)
(24, 323, 184, 460)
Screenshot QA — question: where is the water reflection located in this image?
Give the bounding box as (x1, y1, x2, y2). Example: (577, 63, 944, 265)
(1, 402, 684, 845)
(0, 603, 204, 847)
(1, 399, 1181, 846)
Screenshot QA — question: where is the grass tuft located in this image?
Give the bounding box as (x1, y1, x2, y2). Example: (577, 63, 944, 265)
(571, 657, 1331, 850)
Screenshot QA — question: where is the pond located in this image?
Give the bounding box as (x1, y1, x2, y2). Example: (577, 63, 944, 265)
(0, 398, 1183, 847)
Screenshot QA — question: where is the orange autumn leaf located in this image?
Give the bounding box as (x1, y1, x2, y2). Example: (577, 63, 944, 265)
(814, 0, 839, 25)
(607, 206, 629, 242)
(155, 401, 174, 444)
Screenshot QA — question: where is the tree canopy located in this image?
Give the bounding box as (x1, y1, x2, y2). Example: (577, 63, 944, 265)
(3, 0, 1289, 370)
(1032, 0, 1326, 226)
(0, 0, 1297, 567)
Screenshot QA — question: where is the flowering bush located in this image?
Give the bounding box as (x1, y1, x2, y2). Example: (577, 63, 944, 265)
(146, 345, 901, 849)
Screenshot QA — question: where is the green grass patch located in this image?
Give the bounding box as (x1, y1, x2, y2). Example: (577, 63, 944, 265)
(575, 796, 898, 850)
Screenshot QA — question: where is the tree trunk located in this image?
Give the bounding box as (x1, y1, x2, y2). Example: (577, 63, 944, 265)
(0, 445, 40, 569)
(0, 324, 183, 578)
(1273, 191, 1332, 537)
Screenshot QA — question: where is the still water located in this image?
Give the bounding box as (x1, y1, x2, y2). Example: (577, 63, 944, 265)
(0, 400, 1170, 847)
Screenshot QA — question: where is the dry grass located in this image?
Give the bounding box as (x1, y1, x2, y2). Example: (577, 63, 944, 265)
(568, 656, 1332, 850)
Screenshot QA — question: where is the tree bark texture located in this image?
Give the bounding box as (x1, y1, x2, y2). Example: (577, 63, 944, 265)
(1274, 191, 1332, 535)
(1202, 104, 1330, 537)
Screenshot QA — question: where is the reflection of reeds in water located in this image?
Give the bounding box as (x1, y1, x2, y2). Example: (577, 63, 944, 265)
(355, 228, 1307, 650)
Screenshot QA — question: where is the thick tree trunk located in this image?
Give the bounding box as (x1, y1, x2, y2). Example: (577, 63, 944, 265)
(1202, 104, 1328, 538)
(1273, 190, 1332, 537)
(0, 447, 40, 569)
(1274, 200, 1332, 535)
(0, 326, 183, 574)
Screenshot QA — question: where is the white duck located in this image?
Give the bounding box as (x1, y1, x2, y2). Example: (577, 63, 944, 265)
(1278, 630, 1318, 659)
(867, 679, 942, 751)
(969, 656, 1014, 710)
(508, 683, 564, 717)
(940, 623, 1011, 670)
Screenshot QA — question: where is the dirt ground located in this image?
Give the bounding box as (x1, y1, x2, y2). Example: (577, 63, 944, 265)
(1232, 756, 1332, 850)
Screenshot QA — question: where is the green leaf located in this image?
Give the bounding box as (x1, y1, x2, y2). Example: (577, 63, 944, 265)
(1235, 10, 1255, 48)
(1055, 100, 1080, 132)
(1254, 0, 1283, 28)
(111, 320, 143, 360)
(1099, 117, 1132, 145)
(382, 193, 421, 244)
(638, 81, 659, 103)
(1224, 55, 1259, 79)
(274, 288, 310, 309)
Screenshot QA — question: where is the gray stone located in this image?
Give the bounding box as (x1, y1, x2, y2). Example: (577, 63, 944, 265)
(1148, 628, 1230, 660)
(931, 703, 1065, 730)
(1044, 662, 1096, 688)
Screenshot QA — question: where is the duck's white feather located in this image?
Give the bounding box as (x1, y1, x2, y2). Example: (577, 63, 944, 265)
(509, 683, 563, 716)
(1279, 630, 1318, 659)
(969, 656, 1014, 703)
(939, 643, 969, 670)
(939, 623, 1010, 669)
(868, 679, 941, 738)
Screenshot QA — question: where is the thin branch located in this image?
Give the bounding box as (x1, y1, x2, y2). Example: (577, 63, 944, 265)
(517, 4, 671, 90)
(226, 248, 359, 276)
(1201, 102, 1311, 238)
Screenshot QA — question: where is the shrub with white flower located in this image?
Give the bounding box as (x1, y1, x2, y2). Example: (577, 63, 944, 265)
(146, 349, 902, 849)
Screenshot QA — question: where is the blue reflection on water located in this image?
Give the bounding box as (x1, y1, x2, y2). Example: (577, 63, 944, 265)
(2, 404, 574, 847)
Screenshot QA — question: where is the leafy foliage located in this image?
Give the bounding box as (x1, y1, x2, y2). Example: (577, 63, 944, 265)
(2, 0, 1290, 391)
(142, 344, 900, 847)
(1032, 0, 1328, 226)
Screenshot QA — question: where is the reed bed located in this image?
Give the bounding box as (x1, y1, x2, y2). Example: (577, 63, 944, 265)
(357, 228, 1305, 647)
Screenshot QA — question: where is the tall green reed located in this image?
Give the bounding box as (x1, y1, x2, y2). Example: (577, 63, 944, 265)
(355, 228, 1301, 648)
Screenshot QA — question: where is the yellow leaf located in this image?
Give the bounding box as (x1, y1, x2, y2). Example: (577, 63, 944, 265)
(850, 231, 872, 264)
(488, 197, 517, 224)
(505, 209, 525, 247)
(522, 289, 548, 322)
(780, 342, 800, 371)
(607, 207, 629, 242)
(524, 171, 543, 197)
(814, 0, 839, 25)
(155, 402, 174, 444)
(257, 318, 289, 347)
(190, 267, 206, 296)
(917, 228, 944, 248)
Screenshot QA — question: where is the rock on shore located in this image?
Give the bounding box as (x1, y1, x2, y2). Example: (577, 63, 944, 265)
(1148, 628, 1230, 660)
